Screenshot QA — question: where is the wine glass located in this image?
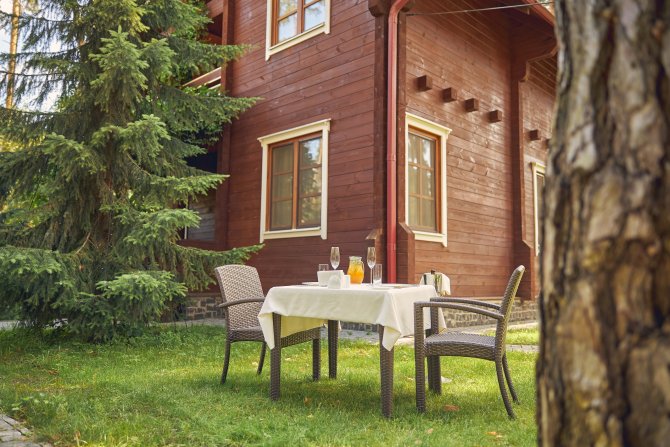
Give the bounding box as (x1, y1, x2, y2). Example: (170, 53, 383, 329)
(330, 247, 340, 270)
(366, 247, 376, 284)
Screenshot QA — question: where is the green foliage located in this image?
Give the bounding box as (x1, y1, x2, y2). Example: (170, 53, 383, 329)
(68, 271, 187, 342)
(0, 0, 261, 340)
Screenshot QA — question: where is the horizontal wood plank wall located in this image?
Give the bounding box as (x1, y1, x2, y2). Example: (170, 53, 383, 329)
(403, 0, 555, 297)
(224, 0, 377, 290)
(523, 57, 556, 297)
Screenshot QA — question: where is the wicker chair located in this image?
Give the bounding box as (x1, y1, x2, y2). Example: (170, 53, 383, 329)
(214, 265, 321, 385)
(413, 265, 525, 418)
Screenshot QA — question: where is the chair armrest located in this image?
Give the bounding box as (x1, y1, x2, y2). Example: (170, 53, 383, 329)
(216, 298, 265, 309)
(430, 297, 501, 311)
(415, 301, 504, 321)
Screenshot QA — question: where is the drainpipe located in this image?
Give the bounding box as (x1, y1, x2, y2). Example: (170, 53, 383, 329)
(386, 0, 410, 283)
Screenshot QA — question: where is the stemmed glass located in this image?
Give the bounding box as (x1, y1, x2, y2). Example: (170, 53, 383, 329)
(330, 247, 340, 270)
(366, 247, 376, 284)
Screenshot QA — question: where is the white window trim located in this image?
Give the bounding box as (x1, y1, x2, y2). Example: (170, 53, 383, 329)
(532, 161, 546, 256)
(265, 0, 331, 61)
(405, 113, 451, 247)
(258, 119, 331, 242)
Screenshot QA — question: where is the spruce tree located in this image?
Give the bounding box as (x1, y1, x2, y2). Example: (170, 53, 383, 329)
(0, 0, 259, 340)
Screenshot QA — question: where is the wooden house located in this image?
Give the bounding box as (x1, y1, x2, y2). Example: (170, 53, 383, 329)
(183, 0, 556, 312)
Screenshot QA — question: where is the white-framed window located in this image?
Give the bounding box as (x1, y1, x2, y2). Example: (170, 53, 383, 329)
(405, 113, 450, 247)
(532, 162, 546, 256)
(265, 0, 331, 60)
(258, 119, 330, 242)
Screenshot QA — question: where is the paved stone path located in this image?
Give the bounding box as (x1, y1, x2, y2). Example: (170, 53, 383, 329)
(0, 319, 538, 445)
(0, 415, 50, 447)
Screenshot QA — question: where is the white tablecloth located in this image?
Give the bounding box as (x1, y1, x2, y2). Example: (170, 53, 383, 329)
(258, 284, 439, 351)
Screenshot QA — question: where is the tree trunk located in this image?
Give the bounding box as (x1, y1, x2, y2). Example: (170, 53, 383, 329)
(6, 0, 21, 109)
(538, 1, 670, 446)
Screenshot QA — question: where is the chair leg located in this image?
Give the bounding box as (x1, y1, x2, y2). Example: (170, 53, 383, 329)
(502, 353, 519, 403)
(221, 339, 231, 384)
(495, 359, 515, 419)
(257, 342, 267, 375)
(427, 356, 442, 395)
(415, 349, 426, 413)
(312, 338, 321, 381)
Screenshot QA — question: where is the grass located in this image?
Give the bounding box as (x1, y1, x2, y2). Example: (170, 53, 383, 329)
(0, 325, 538, 446)
(483, 328, 539, 346)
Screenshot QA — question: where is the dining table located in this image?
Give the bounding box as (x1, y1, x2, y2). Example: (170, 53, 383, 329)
(257, 282, 440, 417)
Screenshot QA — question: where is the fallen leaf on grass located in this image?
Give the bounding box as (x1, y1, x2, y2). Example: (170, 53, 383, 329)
(442, 404, 460, 412)
(303, 397, 312, 406)
(425, 428, 433, 435)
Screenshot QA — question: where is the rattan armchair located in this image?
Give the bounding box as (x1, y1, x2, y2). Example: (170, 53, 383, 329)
(214, 265, 321, 385)
(413, 265, 525, 418)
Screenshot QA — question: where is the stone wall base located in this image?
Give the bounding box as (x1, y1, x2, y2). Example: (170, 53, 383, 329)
(185, 293, 537, 330)
(341, 299, 538, 332)
(185, 293, 222, 320)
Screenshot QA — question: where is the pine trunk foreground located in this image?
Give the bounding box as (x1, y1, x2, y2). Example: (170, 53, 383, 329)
(537, 1, 670, 445)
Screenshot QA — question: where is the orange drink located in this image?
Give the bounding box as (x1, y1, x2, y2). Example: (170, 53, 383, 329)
(347, 256, 365, 284)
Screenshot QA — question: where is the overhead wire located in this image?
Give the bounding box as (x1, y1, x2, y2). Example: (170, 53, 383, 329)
(406, 1, 554, 16)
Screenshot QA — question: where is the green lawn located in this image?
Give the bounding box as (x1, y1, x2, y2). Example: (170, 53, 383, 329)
(484, 328, 539, 346)
(0, 326, 538, 446)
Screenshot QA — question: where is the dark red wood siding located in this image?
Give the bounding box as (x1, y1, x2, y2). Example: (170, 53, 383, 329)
(223, 0, 378, 289)
(400, 1, 555, 297)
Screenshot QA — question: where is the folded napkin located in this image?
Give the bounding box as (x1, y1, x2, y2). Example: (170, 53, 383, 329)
(420, 272, 451, 296)
(317, 270, 343, 287)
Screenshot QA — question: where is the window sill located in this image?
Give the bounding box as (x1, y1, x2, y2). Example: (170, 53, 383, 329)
(266, 23, 328, 60)
(414, 230, 447, 247)
(262, 227, 325, 241)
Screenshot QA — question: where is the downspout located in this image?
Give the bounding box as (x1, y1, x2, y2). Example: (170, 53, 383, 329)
(386, 0, 410, 283)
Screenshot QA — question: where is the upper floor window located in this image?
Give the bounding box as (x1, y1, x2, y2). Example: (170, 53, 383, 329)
(532, 162, 546, 255)
(265, 0, 331, 60)
(258, 119, 330, 241)
(405, 113, 451, 247)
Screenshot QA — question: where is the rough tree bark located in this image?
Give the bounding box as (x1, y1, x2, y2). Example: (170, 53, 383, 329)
(538, 1, 670, 446)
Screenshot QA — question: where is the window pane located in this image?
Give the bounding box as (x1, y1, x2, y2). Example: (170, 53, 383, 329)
(408, 165, 419, 195)
(271, 200, 292, 229)
(299, 167, 321, 195)
(537, 173, 545, 227)
(408, 196, 419, 224)
(298, 196, 321, 227)
(299, 137, 322, 166)
(408, 133, 421, 164)
(278, 0, 298, 17)
(420, 198, 436, 230)
(278, 14, 297, 42)
(421, 137, 435, 167)
(272, 144, 293, 173)
(304, 0, 325, 30)
(272, 173, 293, 199)
(422, 169, 434, 198)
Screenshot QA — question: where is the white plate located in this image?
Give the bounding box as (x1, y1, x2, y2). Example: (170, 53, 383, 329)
(301, 282, 324, 286)
(371, 285, 394, 290)
(379, 283, 416, 289)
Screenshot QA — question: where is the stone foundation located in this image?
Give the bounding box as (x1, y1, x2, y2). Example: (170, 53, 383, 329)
(185, 292, 222, 320)
(185, 293, 538, 329)
(341, 299, 538, 332)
